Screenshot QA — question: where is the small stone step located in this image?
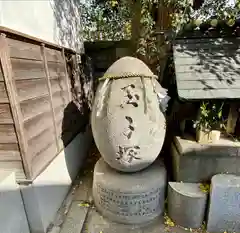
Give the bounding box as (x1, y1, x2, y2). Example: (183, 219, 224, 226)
(168, 182, 207, 229)
(207, 174, 240, 233)
(92, 158, 166, 225)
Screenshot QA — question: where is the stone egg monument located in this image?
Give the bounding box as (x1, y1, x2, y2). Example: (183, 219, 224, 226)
(91, 56, 169, 225)
(91, 56, 168, 172)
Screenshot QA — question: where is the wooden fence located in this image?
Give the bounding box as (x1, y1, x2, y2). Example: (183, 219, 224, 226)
(84, 40, 131, 80)
(0, 27, 82, 181)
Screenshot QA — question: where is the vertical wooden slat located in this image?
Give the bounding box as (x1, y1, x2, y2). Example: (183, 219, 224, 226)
(41, 44, 60, 152)
(61, 48, 72, 103)
(0, 34, 31, 178)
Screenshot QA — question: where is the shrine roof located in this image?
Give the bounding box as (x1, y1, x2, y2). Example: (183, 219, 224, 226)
(173, 37, 240, 100)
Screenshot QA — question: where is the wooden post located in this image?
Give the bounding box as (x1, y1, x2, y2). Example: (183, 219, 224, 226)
(131, 0, 141, 56)
(0, 34, 32, 178)
(179, 120, 186, 136)
(61, 48, 72, 103)
(41, 44, 60, 152)
(226, 103, 239, 134)
(156, 3, 173, 82)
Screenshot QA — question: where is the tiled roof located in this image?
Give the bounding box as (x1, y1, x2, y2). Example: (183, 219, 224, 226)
(173, 37, 240, 100)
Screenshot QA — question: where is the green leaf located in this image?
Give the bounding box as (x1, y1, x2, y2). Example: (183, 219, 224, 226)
(78, 203, 90, 207)
(227, 18, 235, 26)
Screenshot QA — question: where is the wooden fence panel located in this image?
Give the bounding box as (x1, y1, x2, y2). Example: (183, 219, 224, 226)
(31, 141, 58, 179)
(0, 143, 21, 161)
(48, 62, 66, 78)
(0, 35, 27, 180)
(7, 38, 42, 60)
(20, 95, 51, 121)
(46, 48, 70, 151)
(0, 66, 3, 81)
(11, 58, 45, 80)
(0, 82, 9, 103)
(0, 161, 26, 181)
(0, 125, 18, 144)
(0, 57, 22, 172)
(45, 48, 64, 63)
(23, 111, 54, 140)
(0, 104, 14, 124)
(0, 33, 77, 181)
(28, 128, 56, 160)
(16, 79, 49, 102)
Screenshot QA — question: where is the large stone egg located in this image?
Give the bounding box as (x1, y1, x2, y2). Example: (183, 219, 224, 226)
(91, 57, 166, 172)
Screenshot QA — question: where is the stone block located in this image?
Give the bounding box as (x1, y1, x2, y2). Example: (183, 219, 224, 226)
(92, 158, 166, 225)
(0, 171, 30, 233)
(168, 182, 207, 229)
(207, 174, 240, 233)
(172, 136, 240, 182)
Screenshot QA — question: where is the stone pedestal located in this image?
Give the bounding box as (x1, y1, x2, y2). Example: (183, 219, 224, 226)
(207, 174, 240, 233)
(168, 182, 207, 229)
(92, 158, 166, 225)
(172, 136, 240, 182)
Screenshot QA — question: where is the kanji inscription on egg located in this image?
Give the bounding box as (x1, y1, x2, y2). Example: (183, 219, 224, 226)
(120, 84, 140, 107)
(123, 116, 135, 139)
(116, 145, 141, 163)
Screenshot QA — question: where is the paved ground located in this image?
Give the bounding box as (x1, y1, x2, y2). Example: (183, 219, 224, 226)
(48, 145, 206, 233)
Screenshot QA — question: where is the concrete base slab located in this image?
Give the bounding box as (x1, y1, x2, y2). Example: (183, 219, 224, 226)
(83, 208, 142, 233)
(21, 129, 92, 233)
(0, 171, 30, 233)
(73, 172, 93, 201)
(60, 201, 89, 233)
(82, 207, 194, 233)
(48, 226, 61, 233)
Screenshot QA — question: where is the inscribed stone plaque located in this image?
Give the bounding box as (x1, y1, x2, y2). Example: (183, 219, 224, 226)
(96, 184, 162, 217)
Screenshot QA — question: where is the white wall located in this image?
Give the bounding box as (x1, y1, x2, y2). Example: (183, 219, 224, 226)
(0, 0, 83, 52)
(0, 171, 30, 233)
(21, 128, 92, 233)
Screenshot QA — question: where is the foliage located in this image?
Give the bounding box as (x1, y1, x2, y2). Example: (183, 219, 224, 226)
(166, 0, 240, 35)
(199, 183, 210, 193)
(164, 212, 175, 227)
(193, 101, 225, 131)
(80, 0, 131, 41)
(80, 0, 240, 75)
